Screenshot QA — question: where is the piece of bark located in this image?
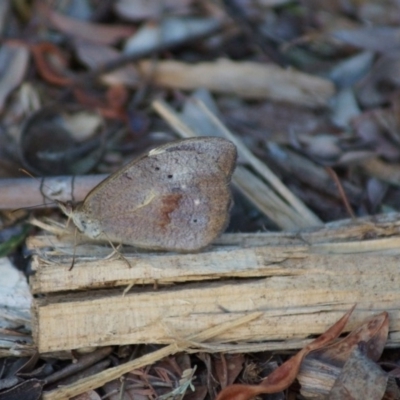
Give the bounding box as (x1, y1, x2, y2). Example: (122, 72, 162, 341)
(0, 175, 105, 210)
(139, 59, 335, 108)
(29, 213, 400, 353)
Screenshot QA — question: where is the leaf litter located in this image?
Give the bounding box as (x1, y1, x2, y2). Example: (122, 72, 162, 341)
(1, 0, 400, 399)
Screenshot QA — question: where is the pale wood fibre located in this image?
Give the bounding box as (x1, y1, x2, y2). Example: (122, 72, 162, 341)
(29, 213, 400, 353)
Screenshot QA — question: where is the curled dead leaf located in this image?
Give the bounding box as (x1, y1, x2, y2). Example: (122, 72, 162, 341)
(216, 305, 356, 400)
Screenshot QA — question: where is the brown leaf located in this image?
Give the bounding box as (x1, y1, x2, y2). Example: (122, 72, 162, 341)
(36, 2, 135, 45)
(215, 305, 355, 400)
(31, 42, 72, 86)
(298, 311, 389, 398)
(311, 311, 389, 365)
(214, 354, 245, 389)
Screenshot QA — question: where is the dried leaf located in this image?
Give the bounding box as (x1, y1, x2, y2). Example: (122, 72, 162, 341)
(215, 306, 355, 400)
(356, 51, 400, 107)
(114, 0, 192, 21)
(123, 18, 220, 55)
(71, 390, 101, 400)
(298, 312, 389, 398)
(214, 354, 245, 389)
(0, 42, 29, 112)
(313, 312, 389, 364)
(37, 2, 134, 45)
(158, 366, 196, 399)
(356, 0, 400, 24)
(331, 88, 360, 129)
(329, 51, 374, 88)
(333, 27, 400, 53)
(31, 42, 72, 86)
(352, 109, 400, 160)
(73, 40, 138, 87)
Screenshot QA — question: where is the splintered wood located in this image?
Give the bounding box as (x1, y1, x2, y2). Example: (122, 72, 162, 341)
(29, 213, 400, 354)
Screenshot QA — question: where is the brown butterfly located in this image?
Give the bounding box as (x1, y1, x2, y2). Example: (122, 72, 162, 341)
(60, 137, 237, 251)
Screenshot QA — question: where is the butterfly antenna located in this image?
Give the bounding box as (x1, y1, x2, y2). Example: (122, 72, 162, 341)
(12, 203, 57, 213)
(19, 168, 60, 207)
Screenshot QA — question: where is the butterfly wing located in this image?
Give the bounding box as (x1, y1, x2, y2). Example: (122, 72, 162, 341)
(78, 137, 237, 251)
